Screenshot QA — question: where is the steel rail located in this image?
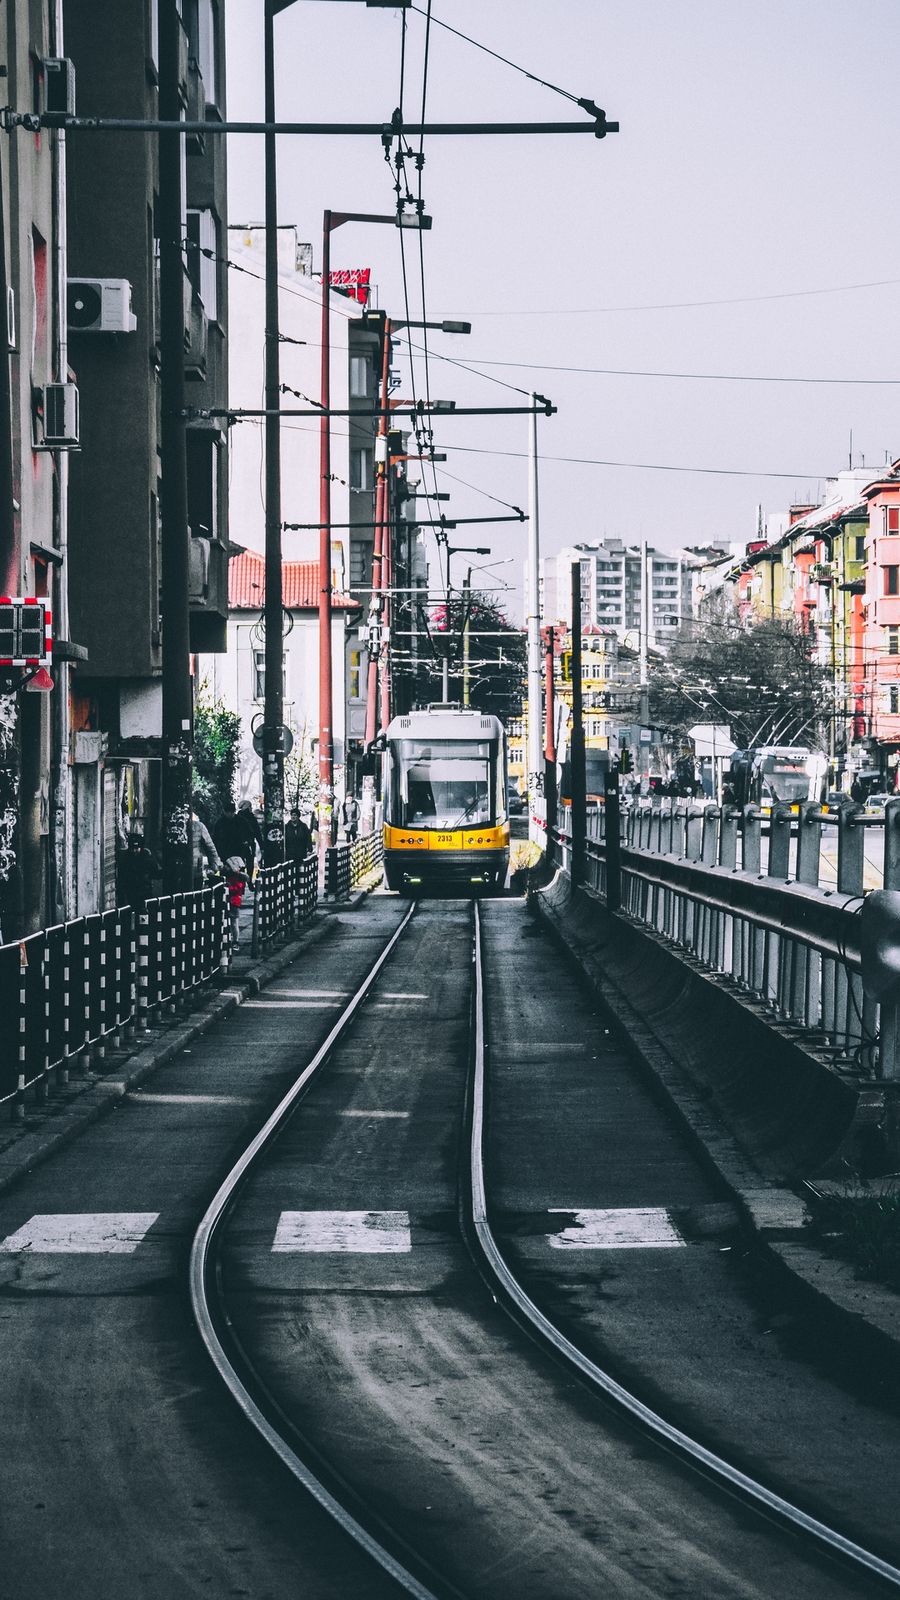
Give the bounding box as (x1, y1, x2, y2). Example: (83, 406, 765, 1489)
(188, 899, 441, 1600)
(468, 899, 900, 1592)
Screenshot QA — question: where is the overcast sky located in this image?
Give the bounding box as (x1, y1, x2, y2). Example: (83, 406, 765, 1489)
(225, 1, 900, 618)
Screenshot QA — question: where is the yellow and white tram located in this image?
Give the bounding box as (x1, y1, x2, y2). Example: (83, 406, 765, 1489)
(382, 705, 510, 892)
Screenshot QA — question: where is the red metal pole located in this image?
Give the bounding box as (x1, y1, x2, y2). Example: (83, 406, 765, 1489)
(379, 472, 392, 731)
(318, 213, 334, 852)
(365, 317, 391, 746)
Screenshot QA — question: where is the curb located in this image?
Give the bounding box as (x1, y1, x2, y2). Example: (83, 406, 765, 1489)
(532, 876, 900, 1368)
(0, 916, 338, 1198)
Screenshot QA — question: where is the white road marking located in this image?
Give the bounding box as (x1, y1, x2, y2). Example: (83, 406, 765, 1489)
(0, 1213, 160, 1254)
(243, 999, 346, 1009)
(128, 1092, 254, 1106)
(340, 1109, 410, 1119)
(547, 1208, 684, 1249)
(272, 1210, 412, 1253)
(264, 989, 351, 999)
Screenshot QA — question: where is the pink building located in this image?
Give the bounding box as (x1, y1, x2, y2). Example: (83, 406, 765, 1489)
(862, 468, 900, 764)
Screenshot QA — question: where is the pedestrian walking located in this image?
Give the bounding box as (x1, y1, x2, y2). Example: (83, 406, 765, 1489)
(192, 810, 222, 887)
(341, 791, 360, 842)
(213, 800, 244, 863)
(285, 809, 313, 862)
(223, 855, 248, 950)
(116, 830, 157, 911)
(236, 800, 264, 885)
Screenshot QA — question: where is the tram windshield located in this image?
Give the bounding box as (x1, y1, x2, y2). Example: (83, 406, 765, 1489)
(758, 755, 810, 803)
(390, 739, 496, 830)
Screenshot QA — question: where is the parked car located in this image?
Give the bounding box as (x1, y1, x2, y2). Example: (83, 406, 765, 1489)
(863, 792, 894, 816)
(507, 784, 526, 815)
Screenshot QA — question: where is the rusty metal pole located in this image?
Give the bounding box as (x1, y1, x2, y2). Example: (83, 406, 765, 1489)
(570, 562, 586, 887)
(379, 463, 393, 731)
(318, 213, 334, 854)
(365, 316, 391, 746)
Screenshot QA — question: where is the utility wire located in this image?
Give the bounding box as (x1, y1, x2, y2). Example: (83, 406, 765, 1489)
(449, 356, 900, 387)
(454, 276, 900, 317)
(408, 4, 583, 105)
(440, 443, 827, 481)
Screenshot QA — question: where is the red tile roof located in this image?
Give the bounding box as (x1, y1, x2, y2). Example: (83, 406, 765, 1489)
(229, 549, 359, 611)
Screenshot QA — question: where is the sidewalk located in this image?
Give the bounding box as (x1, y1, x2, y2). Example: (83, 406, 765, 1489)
(0, 894, 354, 1197)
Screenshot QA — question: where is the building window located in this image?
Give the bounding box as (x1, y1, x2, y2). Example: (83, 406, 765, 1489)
(885, 506, 900, 535)
(350, 449, 371, 491)
(197, 0, 220, 108)
(888, 628, 900, 656)
(185, 209, 218, 322)
(349, 356, 369, 398)
(891, 685, 900, 715)
(253, 651, 286, 702)
(855, 534, 866, 561)
(886, 566, 900, 597)
(350, 648, 361, 699)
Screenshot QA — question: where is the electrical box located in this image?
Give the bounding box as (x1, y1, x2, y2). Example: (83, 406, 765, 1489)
(0, 598, 52, 666)
(41, 57, 76, 117)
(67, 278, 137, 334)
(40, 382, 80, 449)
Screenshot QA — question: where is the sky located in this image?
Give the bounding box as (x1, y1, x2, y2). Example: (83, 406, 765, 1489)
(224, 1, 900, 619)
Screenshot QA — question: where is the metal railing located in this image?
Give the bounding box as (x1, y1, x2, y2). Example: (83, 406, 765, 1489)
(552, 799, 898, 1080)
(0, 884, 227, 1120)
(322, 832, 385, 903)
(251, 855, 318, 959)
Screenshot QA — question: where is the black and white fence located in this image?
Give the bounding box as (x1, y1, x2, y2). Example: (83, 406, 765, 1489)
(0, 884, 227, 1121)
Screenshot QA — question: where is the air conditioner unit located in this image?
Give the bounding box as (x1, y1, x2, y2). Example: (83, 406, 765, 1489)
(41, 383, 80, 449)
(67, 278, 137, 334)
(41, 57, 76, 118)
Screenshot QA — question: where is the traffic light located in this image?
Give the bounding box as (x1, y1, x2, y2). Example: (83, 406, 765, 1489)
(618, 747, 633, 774)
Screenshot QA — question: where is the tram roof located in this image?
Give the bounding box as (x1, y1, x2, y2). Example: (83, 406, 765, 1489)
(385, 705, 505, 742)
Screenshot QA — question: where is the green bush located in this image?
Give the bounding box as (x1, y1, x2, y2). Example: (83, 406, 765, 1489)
(193, 684, 241, 821)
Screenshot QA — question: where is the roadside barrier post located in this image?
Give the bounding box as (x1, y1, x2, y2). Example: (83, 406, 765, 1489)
(604, 770, 621, 913)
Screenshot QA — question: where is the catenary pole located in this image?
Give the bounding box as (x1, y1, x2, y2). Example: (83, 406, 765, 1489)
(159, 0, 193, 893)
(570, 561, 586, 887)
(318, 214, 335, 854)
(262, 0, 285, 865)
(365, 316, 391, 747)
(527, 396, 543, 844)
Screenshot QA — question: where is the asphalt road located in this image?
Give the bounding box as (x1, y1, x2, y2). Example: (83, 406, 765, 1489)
(0, 891, 896, 1598)
(219, 897, 888, 1599)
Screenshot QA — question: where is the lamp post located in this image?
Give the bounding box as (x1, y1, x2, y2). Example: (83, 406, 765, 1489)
(320, 213, 414, 852)
(260, 2, 417, 867)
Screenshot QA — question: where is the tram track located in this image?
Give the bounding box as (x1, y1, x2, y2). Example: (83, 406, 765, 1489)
(467, 900, 900, 1595)
(189, 894, 900, 1599)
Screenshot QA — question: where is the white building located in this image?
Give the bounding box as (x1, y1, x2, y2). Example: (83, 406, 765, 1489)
(197, 550, 360, 809)
(541, 540, 690, 647)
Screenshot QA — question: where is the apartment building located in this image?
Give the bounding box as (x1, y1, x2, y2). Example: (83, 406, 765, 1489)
(541, 540, 691, 646)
